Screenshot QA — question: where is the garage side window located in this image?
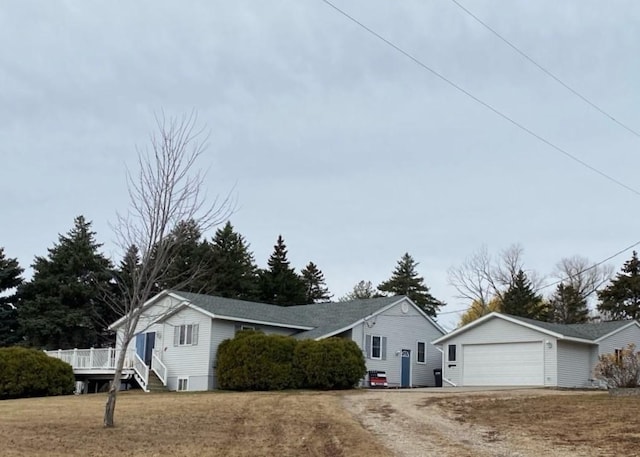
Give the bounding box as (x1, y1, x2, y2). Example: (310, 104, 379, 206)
(417, 341, 426, 364)
(448, 344, 457, 362)
(365, 335, 387, 360)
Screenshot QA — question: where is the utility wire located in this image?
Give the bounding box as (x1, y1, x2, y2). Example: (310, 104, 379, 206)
(318, 0, 640, 198)
(449, 0, 640, 140)
(438, 239, 640, 317)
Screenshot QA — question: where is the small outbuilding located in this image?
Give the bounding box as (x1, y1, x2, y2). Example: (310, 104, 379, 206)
(431, 312, 640, 388)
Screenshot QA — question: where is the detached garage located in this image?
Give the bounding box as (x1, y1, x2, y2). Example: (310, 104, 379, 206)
(432, 313, 640, 388)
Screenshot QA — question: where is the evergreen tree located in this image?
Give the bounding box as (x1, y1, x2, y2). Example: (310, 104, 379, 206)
(597, 251, 640, 320)
(548, 283, 589, 324)
(209, 222, 259, 300)
(259, 235, 306, 306)
(340, 280, 383, 301)
(378, 253, 444, 317)
(17, 216, 115, 349)
(301, 261, 332, 304)
(501, 269, 546, 320)
(0, 248, 24, 346)
(155, 219, 213, 293)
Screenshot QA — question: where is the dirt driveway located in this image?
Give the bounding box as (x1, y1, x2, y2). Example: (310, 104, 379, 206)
(341, 388, 607, 457)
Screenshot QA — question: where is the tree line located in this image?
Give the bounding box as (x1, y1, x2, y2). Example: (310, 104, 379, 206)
(0, 219, 444, 350)
(449, 244, 640, 326)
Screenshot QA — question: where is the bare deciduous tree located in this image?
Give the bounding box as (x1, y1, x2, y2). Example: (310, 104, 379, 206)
(103, 112, 233, 427)
(448, 244, 542, 320)
(553, 255, 613, 300)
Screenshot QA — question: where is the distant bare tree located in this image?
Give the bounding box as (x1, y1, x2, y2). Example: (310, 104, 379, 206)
(103, 112, 234, 427)
(553, 255, 613, 301)
(448, 244, 542, 320)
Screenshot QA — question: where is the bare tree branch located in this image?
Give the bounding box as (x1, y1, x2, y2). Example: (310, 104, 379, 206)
(103, 111, 235, 427)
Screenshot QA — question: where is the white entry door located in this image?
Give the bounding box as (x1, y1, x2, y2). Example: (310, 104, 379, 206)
(462, 342, 544, 386)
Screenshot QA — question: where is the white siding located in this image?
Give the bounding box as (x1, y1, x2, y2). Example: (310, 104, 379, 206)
(598, 324, 640, 356)
(355, 298, 444, 387)
(160, 307, 212, 391)
(439, 317, 558, 387)
(556, 341, 594, 388)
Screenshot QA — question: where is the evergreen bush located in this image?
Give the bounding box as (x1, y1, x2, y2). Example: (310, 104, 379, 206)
(0, 347, 75, 399)
(293, 338, 366, 389)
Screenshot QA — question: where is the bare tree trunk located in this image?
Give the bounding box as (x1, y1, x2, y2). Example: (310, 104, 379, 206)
(104, 339, 129, 427)
(102, 111, 234, 427)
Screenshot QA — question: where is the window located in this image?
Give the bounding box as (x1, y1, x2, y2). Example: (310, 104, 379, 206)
(448, 344, 457, 362)
(417, 342, 426, 364)
(372, 336, 382, 359)
(366, 335, 386, 360)
(177, 377, 189, 392)
(240, 325, 255, 331)
(615, 348, 623, 364)
(174, 324, 199, 346)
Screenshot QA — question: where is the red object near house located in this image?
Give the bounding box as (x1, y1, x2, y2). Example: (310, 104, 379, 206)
(368, 370, 388, 388)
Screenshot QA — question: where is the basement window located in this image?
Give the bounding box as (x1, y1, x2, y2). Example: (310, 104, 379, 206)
(177, 377, 189, 392)
(448, 344, 457, 362)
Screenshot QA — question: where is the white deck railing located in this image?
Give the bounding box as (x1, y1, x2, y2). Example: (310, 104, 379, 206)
(45, 348, 136, 370)
(151, 351, 168, 386)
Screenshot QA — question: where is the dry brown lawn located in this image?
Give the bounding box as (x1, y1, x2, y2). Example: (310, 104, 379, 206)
(0, 390, 392, 457)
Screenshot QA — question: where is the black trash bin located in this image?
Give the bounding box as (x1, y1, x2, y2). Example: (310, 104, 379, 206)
(433, 368, 443, 387)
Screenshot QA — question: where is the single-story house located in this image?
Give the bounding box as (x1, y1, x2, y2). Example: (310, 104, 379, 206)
(109, 290, 446, 391)
(431, 312, 640, 388)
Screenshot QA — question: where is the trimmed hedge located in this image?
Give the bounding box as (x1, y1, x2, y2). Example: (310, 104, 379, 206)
(293, 338, 366, 390)
(217, 331, 298, 391)
(216, 331, 366, 391)
(0, 347, 75, 400)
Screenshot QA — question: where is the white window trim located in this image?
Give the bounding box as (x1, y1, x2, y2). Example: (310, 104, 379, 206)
(174, 323, 199, 346)
(371, 335, 383, 360)
(177, 377, 189, 392)
(416, 341, 426, 364)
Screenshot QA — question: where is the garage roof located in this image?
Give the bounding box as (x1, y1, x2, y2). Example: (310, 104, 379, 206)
(432, 312, 639, 345)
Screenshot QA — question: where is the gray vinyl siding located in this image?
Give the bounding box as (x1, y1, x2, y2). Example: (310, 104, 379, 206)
(356, 298, 444, 387)
(439, 317, 558, 387)
(556, 341, 594, 388)
(597, 324, 640, 356)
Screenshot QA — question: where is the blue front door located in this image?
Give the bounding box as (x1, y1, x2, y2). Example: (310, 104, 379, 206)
(401, 349, 411, 387)
(135, 332, 156, 366)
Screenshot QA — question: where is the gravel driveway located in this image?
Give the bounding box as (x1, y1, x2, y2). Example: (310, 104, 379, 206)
(341, 388, 600, 457)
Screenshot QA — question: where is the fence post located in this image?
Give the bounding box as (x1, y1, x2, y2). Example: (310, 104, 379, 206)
(89, 347, 94, 368)
(73, 348, 78, 368)
(108, 347, 114, 368)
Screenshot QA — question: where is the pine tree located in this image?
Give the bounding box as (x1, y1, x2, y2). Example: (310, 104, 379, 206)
(597, 251, 640, 320)
(155, 219, 213, 293)
(259, 235, 306, 306)
(209, 222, 259, 300)
(501, 269, 546, 320)
(378, 253, 444, 317)
(548, 283, 589, 324)
(0, 248, 24, 346)
(301, 261, 332, 304)
(17, 216, 115, 349)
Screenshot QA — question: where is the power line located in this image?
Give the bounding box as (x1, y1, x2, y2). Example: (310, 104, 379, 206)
(438, 240, 640, 317)
(318, 0, 640, 198)
(448, 0, 640, 140)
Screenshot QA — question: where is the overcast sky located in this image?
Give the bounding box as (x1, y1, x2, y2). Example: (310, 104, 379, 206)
(2, 1, 640, 330)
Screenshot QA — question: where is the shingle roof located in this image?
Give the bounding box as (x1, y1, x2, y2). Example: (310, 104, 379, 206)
(505, 314, 634, 341)
(170, 291, 405, 338)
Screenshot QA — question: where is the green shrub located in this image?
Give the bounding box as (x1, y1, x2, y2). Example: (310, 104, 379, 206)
(0, 347, 75, 400)
(216, 332, 367, 391)
(595, 343, 640, 388)
(217, 331, 298, 391)
(293, 338, 366, 389)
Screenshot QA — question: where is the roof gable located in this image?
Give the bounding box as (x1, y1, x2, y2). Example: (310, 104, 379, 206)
(432, 312, 637, 345)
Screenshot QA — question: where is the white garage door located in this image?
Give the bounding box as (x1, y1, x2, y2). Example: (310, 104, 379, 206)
(463, 342, 544, 386)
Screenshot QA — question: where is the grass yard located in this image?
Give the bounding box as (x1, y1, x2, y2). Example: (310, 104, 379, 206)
(435, 392, 640, 455)
(0, 390, 392, 457)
